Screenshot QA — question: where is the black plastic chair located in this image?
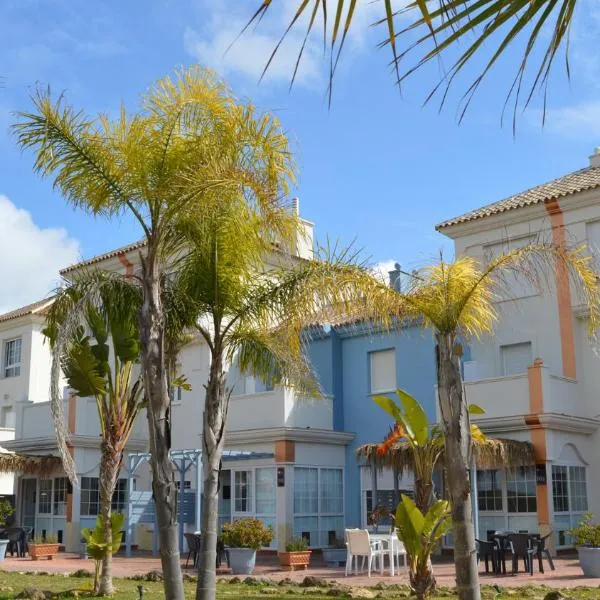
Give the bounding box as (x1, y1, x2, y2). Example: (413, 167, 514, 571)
(492, 532, 511, 574)
(4, 528, 24, 557)
(508, 533, 535, 575)
(530, 533, 555, 573)
(184, 533, 200, 569)
(476, 539, 498, 574)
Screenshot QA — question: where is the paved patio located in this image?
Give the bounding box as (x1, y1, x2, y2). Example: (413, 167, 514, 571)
(0, 551, 593, 589)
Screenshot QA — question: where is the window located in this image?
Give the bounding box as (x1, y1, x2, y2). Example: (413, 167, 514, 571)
(234, 471, 253, 513)
(370, 349, 396, 393)
(294, 467, 344, 547)
(53, 478, 68, 516)
(175, 480, 191, 491)
(570, 466, 588, 512)
(294, 467, 318, 514)
(0, 406, 15, 429)
(552, 465, 588, 513)
(39, 480, 52, 514)
(477, 470, 503, 512)
(170, 386, 183, 404)
(4, 338, 21, 378)
(552, 466, 569, 512)
(506, 467, 537, 513)
(111, 479, 127, 512)
(80, 477, 127, 515)
(255, 468, 276, 514)
(501, 342, 532, 376)
(320, 468, 343, 513)
(485, 237, 537, 299)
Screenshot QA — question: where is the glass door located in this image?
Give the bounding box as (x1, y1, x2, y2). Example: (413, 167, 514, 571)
(21, 479, 37, 532)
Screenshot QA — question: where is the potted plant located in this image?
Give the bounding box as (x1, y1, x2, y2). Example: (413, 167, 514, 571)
(0, 499, 15, 561)
(322, 538, 347, 567)
(367, 504, 391, 533)
(279, 537, 311, 571)
(221, 518, 273, 575)
(570, 513, 600, 577)
(29, 533, 60, 560)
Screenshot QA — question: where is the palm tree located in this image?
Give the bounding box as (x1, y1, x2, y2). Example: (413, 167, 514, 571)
(44, 273, 145, 595)
(13, 66, 296, 600)
(168, 196, 393, 600)
(350, 244, 600, 600)
(246, 1, 570, 120)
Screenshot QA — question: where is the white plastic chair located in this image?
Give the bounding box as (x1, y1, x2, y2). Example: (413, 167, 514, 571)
(391, 536, 407, 571)
(345, 529, 384, 577)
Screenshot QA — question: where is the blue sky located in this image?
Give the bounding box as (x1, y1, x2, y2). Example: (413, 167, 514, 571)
(2, 0, 600, 312)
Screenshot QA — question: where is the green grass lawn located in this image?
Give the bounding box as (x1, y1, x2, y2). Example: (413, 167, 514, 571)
(0, 571, 593, 600)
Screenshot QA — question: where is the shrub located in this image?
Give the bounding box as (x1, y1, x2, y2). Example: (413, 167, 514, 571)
(0, 500, 15, 526)
(221, 518, 273, 550)
(569, 513, 600, 547)
(285, 537, 309, 552)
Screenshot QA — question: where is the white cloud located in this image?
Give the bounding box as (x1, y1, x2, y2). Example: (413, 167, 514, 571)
(184, 0, 404, 88)
(530, 102, 600, 139)
(0, 196, 80, 314)
(371, 259, 399, 283)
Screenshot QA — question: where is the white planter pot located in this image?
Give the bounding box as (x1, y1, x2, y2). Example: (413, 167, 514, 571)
(228, 547, 257, 575)
(577, 546, 600, 577)
(0, 539, 9, 561)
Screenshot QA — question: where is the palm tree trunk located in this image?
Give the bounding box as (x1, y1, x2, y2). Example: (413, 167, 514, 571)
(97, 441, 121, 596)
(140, 249, 185, 600)
(196, 350, 229, 600)
(436, 334, 480, 600)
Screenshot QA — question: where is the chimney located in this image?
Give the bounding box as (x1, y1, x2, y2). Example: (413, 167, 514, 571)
(388, 262, 402, 292)
(292, 197, 300, 216)
(589, 148, 600, 168)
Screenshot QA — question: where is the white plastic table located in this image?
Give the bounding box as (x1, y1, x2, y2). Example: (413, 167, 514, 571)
(369, 533, 406, 576)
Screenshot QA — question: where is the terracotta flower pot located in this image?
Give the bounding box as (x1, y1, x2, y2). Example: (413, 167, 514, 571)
(278, 550, 312, 571)
(29, 543, 60, 560)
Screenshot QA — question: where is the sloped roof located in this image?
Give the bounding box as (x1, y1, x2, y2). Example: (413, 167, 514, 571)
(0, 298, 54, 324)
(437, 165, 600, 230)
(60, 239, 147, 275)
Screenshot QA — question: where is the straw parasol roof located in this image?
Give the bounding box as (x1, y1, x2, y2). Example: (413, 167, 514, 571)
(356, 437, 535, 473)
(0, 448, 62, 477)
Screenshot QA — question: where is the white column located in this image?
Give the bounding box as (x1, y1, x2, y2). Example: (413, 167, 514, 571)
(471, 459, 479, 540)
(195, 460, 202, 533)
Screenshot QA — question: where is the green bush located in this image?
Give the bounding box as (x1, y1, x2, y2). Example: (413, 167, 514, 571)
(569, 513, 600, 547)
(221, 518, 273, 550)
(0, 499, 15, 526)
(284, 537, 309, 552)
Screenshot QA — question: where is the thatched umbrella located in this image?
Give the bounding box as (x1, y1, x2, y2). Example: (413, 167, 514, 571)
(357, 437, 535, 473)
(0, 449, 62, 477)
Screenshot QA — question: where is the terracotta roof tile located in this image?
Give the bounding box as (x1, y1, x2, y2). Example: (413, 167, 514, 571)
(0, 298, 55, 324)
(60, 240, 147, 274)
(437, 165, 600, 230)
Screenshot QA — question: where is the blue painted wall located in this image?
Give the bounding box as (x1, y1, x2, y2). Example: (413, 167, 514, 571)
(307, 324, 438, 528)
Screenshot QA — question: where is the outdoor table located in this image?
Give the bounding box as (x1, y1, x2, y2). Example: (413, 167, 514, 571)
(369, 532, 405, 576)
(491, 532, 541, 575)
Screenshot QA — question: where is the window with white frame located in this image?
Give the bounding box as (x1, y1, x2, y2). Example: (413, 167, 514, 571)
(4, 338, 21, 378)
(477, 470, 503, 512)
(255, 468, 276, 515)
(506, 467, 537, 513)
(0, 406, 15, 429)
(39, 479, 52, 514)
(370, 349, 396, 393)
(501, 342, 532, 376)
(234, 470, 253, 513)
(552, 465, 588, 546)
(293, 466, 344, 547)
(485, 237, 537, 299)
(53, 477, 68, 516)
(80, 477, 127, 516)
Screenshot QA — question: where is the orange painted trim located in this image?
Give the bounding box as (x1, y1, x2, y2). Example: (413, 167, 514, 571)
(275, 440, 295, 463)
(68, 394, 77, 434)
(118, 254, 134, 278)
(527, 359, 544, 414)
(545, 199, 576, 379)
(526, 359, 549, 523)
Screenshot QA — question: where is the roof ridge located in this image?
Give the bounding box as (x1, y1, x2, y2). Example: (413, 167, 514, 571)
(437, 165, 600, 230)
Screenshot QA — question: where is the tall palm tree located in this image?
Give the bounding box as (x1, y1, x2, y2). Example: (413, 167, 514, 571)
(247, 1, 571, 120)
(168, 196, 393, 600)
(44, 273, 145, 595)
(13, 67, 296, 600)
(362, 245, 600, 600)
